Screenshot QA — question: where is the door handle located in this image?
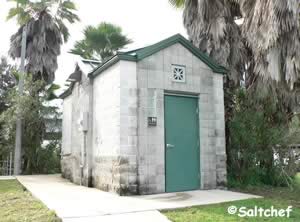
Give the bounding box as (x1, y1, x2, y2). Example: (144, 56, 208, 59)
(167, 144, 175, 149)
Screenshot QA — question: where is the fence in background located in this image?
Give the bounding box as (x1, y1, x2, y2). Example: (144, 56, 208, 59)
(0, 152, 13, 176)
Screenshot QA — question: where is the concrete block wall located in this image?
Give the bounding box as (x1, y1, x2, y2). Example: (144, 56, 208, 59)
(213, 74, 227, 187)
(136, 88, 165, 194)
(61, 96, 72, 156)
(136, 43, 227, 194)
(119, 61, 139, 194)
(61, 72, 91, 185)
(92, 63, 122, 193)
(91, 61, 139, 195)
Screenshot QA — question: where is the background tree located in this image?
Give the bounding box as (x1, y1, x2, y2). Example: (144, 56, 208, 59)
(228, 89, 300, 187)
(70, 22, 132, 61)
(4, 0, 78, 174)
(7, 0, 79, 84)
(0, 57, 16, 160)
(0, 57, 16, 112)
(0, 75, 62, 174)
(169, 0, 245, 84)
(169, 0, 300, 90)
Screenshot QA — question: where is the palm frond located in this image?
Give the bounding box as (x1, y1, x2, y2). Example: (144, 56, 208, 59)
(70, 22, 132, 61)
(182, 0, 246, 84)
(8, 0, 79, 83)
(55, 18, 70, 42)
(7, 7, 24, 20)
(168, 0, 185, 8)
(240, 0, 300, 88)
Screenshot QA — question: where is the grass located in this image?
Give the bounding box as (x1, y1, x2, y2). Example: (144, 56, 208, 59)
(163, 173, 300, 222)
(0, 180, 61, 222)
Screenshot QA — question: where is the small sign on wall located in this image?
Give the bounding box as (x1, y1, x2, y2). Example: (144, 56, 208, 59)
(148, 117, 157, 126)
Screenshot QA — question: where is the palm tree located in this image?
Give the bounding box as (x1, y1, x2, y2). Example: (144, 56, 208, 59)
(70, 22, 132, 61)
(169, 0, 300, 90)
(240, 0, 300, 89)
(7, 0, 79, 84)
(169, 0, 246, 84)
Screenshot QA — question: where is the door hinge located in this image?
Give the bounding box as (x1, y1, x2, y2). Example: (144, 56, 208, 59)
(196, 107, 199, 114)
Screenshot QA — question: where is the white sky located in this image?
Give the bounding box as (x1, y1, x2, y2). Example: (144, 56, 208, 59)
(0, 0, 186, 88)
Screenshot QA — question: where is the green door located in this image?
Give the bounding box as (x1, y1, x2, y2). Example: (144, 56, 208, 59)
(165, 95, 200, 192)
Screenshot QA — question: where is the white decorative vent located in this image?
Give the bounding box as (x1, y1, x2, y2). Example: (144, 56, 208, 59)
(172, 65, 186, 83)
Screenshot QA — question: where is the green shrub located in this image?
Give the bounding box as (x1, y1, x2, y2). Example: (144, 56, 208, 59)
(227, 89, 300, 188)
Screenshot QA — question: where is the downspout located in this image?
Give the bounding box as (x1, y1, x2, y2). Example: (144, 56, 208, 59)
(87, 78, 94, 187)
(80, 112, 88, 186)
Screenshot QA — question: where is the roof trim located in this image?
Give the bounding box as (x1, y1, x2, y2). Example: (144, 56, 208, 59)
(88, 34, 227, 78)
(59, 83, 74, 99)
(88, 53, 136, 78)
(60, 65, 82, 99)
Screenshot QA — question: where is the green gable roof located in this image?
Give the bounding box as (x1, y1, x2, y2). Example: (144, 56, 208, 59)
(88, 34, 227, 78)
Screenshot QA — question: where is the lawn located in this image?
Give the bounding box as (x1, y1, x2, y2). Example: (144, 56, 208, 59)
(163, 173, 300, 222)
(0, 180, 61, 222)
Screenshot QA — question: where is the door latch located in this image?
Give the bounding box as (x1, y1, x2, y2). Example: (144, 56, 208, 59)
(166, 144, 175, 149)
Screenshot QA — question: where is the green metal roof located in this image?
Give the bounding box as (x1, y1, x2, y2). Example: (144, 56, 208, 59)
(88, 34, 227, 78)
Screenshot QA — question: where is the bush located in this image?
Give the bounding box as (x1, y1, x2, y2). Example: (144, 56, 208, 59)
(227, 89, 300, 188)
(35, 141, 61, 174)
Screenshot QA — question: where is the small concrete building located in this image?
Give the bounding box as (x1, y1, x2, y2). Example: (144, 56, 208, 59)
(60, 34, 227, 195)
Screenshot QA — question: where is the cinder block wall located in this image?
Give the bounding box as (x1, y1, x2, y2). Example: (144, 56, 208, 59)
(61, 73, 91, 185)
(91, 61, 139, 195)
(136, 43, 227, 194)
(118, 61, 139, 194)
(92, 63, 122, 193)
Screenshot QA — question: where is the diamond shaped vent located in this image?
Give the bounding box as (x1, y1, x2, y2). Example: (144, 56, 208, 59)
(172, 65, 186, 83)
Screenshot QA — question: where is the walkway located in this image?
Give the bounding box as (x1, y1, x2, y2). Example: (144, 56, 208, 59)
(17, 175, 260, 222)
(0, 176, 15, 180)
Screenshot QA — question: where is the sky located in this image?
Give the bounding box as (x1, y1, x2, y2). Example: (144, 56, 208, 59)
(0, 0, 186, 89)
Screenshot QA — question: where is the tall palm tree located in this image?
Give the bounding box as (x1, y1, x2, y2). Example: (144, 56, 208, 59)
(240, 0, 300, 89)
(70, 22, 132, 61)
(169, 0, 300, 90)
(169, 0, 246, 84)
(7, 0, 79, 84)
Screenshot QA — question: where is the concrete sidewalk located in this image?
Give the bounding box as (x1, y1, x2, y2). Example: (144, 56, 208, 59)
(0, 176, 15, 180)
(17, 175, 260, 222)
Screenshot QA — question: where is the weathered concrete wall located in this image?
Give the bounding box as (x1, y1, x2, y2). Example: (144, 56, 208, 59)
(91, 61, 139, 195)
(199, 73, 226, 189)
(92, 63, 122, 193)
(61, 96, 73, 180)
(61, 73, 91, 185)
(62, 96, 72, 155)
(136, 43, 227, 194)
(119, 61, 139, 194)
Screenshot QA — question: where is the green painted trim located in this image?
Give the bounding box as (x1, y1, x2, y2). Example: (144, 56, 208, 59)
(134, 34, 227, 74)
(88, 53, 137, 78)
(59, 83, 74, 99)
(88, 33, 227, 79)
(118, 53, 137, 61)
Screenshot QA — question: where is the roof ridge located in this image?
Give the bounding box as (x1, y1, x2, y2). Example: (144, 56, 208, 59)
(89, 33, 227, 78)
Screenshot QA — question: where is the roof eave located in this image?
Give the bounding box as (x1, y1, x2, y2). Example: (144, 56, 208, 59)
(88, 53, 137, 79)
(59, 85, 73, 99)
(134, 34, 227, 74)
(87, 34, 228, 79)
